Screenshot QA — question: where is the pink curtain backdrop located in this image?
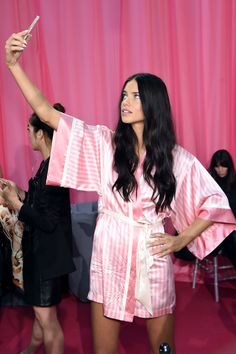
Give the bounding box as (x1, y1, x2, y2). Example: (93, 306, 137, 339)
(0, 0, 236, 203)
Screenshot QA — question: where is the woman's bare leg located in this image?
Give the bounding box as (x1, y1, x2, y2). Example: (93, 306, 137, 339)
(19, 317, 43, 354)
(33, 305, 64, 354)
(91, 301, 121, 354)
(146, 313, 175, 354)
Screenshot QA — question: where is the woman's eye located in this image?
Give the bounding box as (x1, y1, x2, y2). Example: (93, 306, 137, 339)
(134, 93, 140, 99)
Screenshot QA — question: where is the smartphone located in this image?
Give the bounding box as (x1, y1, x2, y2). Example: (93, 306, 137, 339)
(24, 15, 40, 40)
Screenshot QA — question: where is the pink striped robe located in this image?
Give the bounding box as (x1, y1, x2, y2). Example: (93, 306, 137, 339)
(47, 113, 236, 322)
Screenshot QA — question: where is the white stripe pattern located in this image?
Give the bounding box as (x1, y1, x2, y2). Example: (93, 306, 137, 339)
(47, 113, 236, 322)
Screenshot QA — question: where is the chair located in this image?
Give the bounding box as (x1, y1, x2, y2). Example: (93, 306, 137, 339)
(192, 253, 236, 302)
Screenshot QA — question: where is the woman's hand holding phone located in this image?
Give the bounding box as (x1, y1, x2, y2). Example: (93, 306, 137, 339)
(5, 16, 39, 66)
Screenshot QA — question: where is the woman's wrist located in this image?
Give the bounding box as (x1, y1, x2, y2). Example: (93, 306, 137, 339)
(178, 218, 214, 248)
(175, 234, 190, 251)
(7, 61, 19, 70)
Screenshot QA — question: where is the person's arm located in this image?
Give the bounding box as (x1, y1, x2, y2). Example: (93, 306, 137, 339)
(0, 184, 23, 211)
(147, 218, 213, 257)
(1, 182, 68, 233)
(5, 31, 60, 130)
(0, 178, 26, 202)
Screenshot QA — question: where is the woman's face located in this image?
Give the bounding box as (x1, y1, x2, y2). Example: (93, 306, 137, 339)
(121, 79, 144, 126)
(214, 164, 228, 178)
(27, 123, 39, 151)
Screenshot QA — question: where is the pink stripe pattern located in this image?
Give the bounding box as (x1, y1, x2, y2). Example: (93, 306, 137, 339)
(47, 114, 236, 322)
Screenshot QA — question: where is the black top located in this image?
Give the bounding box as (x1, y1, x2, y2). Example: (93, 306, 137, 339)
(211, 175, 236, 265)
(19, 158, 75, 280)
(215, 175, 236, 216)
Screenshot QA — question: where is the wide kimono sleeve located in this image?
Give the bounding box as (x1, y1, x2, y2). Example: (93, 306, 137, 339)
(171, 151, 236, 260)
(46, 113, 111, 195)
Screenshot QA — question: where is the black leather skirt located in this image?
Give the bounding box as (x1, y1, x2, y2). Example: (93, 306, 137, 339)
(23, 274, 62, 307)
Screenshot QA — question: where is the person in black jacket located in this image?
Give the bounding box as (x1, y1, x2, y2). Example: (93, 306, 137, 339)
(0, 103, 75, 354)
(209, 149, 236, 266)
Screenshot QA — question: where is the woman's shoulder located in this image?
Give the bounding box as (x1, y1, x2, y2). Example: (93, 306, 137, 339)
(172, 145, 206, 183)
(172, 145, 196, 166)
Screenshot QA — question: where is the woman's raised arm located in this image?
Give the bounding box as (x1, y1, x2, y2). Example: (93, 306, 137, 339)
(5, 30, 60, 130)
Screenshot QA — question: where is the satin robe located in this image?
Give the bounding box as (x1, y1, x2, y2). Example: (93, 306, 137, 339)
(47, 113, 236, 322)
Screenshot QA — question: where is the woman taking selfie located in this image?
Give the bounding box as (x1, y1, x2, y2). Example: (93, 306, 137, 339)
(4, 29, 236, 354)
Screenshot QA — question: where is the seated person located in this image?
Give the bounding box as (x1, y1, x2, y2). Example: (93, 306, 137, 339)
(208, 149, 236, 266)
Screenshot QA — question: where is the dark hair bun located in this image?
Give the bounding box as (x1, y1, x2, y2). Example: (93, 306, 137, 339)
(53, 102, 65, 113)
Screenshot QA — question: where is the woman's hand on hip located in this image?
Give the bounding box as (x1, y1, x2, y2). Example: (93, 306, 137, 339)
(147, 232, 185, 257)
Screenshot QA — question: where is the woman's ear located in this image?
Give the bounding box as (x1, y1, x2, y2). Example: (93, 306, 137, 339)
(36, 129, 44, 140)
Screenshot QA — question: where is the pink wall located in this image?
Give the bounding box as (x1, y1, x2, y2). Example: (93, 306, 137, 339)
(1, 0, 236, 202)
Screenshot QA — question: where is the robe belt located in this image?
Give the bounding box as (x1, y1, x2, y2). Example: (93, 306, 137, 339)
(100, 208, 164, 315)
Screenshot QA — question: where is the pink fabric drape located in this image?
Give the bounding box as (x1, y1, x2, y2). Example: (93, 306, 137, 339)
(0, 0, 236, 202)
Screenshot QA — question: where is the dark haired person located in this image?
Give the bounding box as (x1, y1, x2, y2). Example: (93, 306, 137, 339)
(209, 149, 236, 266)
(0, 102, 75, 354)
(209, 149, 236, 216)
(5, 30, 236, 354)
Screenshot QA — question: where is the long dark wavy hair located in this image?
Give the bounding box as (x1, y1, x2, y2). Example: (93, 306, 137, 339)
(29, 102, 65, 140)
(112, 73, 177, 213)
(209, 149, 236, 192)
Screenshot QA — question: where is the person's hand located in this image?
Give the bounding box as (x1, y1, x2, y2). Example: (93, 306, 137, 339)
(0, 178, 18, 193)
(5, 30, 29, 67)
(0, 184, 22, 211)
(147, 232, 186, 257)
(0, 178, 25, 202)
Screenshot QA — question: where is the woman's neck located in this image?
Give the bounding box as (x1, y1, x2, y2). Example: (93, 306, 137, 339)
(40, 144, 51, 160)
(136, 144, 145, 159)
(132, 123, 145, 158)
